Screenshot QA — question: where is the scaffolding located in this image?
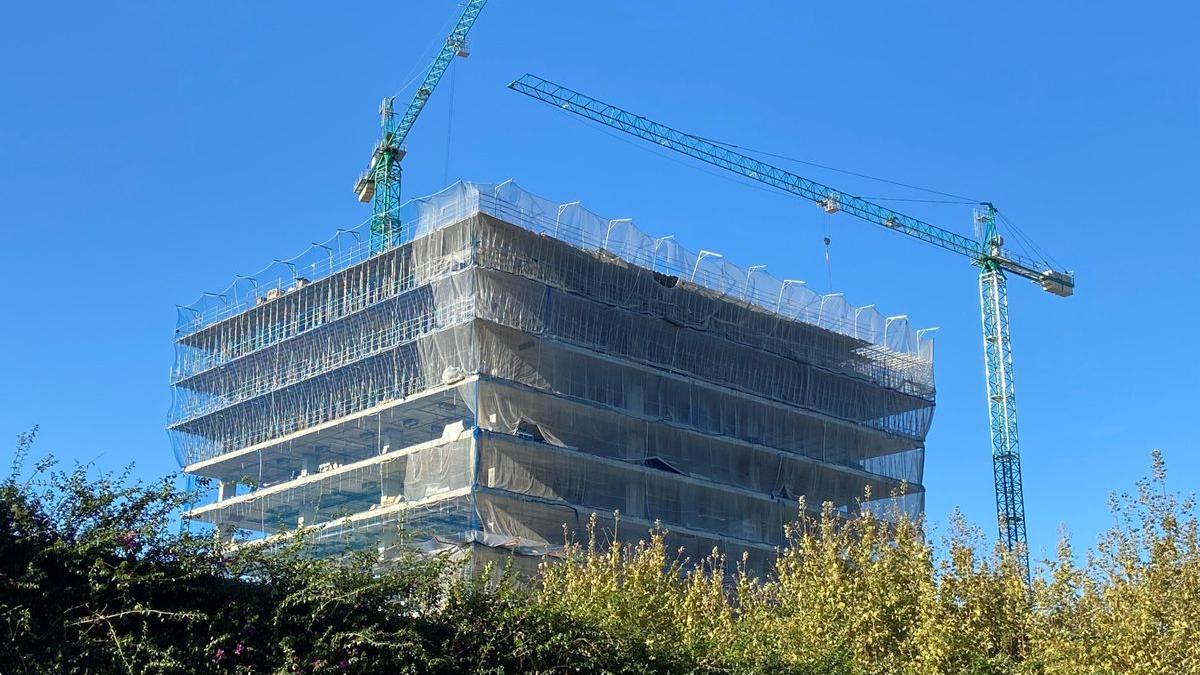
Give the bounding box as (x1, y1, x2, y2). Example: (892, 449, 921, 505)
(171, 181, 936, 574)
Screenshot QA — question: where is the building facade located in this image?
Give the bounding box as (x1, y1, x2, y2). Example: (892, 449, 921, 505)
(170, 181, 935, 574)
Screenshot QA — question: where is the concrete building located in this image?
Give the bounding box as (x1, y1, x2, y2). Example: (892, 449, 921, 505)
(169, 181, 935, 574)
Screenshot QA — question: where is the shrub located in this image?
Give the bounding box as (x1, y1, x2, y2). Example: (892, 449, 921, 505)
(2, 429, 1196, 674)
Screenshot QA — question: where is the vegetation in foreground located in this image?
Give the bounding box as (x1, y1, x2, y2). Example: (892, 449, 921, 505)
(2, 429, 1197, 674)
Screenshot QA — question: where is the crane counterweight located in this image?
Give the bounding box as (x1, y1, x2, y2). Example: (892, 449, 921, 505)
(1039, 270, 1075, 297)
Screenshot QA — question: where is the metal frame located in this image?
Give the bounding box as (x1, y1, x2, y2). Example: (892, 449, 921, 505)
(359, 0, 489, 249)
(508, 74, 1073, 575)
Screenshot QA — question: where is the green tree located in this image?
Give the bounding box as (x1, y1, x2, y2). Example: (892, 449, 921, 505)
(2, 428, 1196, 674)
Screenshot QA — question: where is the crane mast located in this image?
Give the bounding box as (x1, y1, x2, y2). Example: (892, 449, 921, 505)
(976, 205, 1029, 558)
(508, 74, 1074, 576)
(355, 0, 488, 250)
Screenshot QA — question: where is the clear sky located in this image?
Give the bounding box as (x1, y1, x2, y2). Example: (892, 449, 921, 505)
(1, 1, 1197, 561)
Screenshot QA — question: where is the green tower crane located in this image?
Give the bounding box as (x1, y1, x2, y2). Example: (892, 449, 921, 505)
(509, 74, 1074, 577)
(354, 0, 488, 250)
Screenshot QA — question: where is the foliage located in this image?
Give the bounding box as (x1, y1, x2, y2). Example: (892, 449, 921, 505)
(2, 429, 1197, 674)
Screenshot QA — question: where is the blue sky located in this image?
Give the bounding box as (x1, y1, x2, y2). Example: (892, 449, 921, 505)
(1, 1, 1197, 560)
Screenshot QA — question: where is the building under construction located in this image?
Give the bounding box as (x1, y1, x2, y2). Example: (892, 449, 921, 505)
(169, 181, 936, 574)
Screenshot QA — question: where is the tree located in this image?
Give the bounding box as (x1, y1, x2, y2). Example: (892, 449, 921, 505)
(2, 429, 1196, 674)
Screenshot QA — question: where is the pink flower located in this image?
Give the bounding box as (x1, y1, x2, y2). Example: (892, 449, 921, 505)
(117, 532, 139, 552)
(214, 647, 226, 662)
(234, 643, 244, 655)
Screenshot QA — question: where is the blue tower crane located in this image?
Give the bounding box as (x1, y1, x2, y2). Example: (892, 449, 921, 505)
(354, 0, 488, 250)
(508, 74, 1074, 577)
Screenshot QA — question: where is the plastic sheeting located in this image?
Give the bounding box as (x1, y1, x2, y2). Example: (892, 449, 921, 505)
(192, 435, 474, 534)
(175, 181, 933, 362)
(175, 180, 934, 570)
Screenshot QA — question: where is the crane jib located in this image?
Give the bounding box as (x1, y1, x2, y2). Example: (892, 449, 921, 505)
(509, 74, 1073, 297)
(393, 0, 489, 148)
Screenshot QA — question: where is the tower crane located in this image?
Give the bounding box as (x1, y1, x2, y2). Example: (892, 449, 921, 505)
(354, 0, 488, 249)
(509, 74, 1074, 576)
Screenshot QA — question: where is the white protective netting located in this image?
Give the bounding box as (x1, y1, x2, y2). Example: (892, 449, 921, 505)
(175, 181, 933, 363)
(174, 180, 934, 566)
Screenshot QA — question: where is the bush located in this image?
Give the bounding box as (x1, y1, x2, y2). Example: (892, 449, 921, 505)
(2, 428, 1197, 674)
